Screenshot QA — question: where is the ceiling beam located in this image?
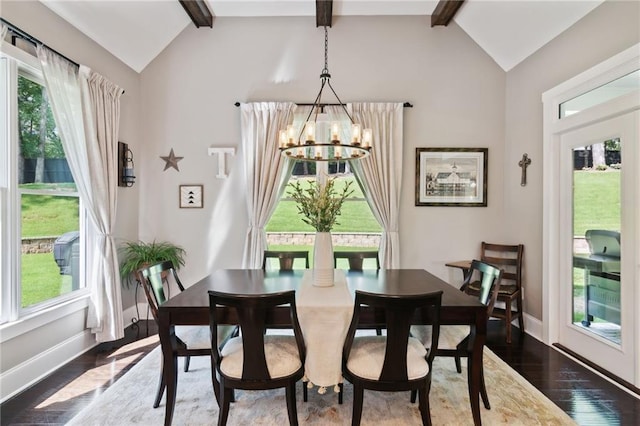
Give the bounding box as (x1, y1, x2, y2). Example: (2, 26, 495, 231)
(316, 0, 333, 28)
(179, 0, 213, 28)
(431, 0, 465, 27)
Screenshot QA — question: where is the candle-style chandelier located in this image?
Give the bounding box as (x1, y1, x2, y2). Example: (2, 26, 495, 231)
(279, 26, 372, 162)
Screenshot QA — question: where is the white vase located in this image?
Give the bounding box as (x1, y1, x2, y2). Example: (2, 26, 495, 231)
(313, 232, 334, 287)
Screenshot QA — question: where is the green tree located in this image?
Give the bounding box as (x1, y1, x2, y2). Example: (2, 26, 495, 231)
(17, 75, 63, 184)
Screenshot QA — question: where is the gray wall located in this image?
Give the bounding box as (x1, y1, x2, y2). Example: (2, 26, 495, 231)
(138, 15, 506, 289)
(504, 0, 639, 319)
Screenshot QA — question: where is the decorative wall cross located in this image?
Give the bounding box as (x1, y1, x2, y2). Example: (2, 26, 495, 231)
(518, 153, 531, 186)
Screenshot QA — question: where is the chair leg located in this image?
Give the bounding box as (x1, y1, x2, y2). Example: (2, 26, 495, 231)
(417, 385, 432, 426)
(376, 328, 382, 336)
(454, 354, 462, 374)
(338, 382, 343, 405)
(217, 385, 232, 426)
(153, 368, 165, 408)
(303, 380, 308, 402)
(410, 389, 417, 403)
(351, 383, 364, 426)
(184, 355, 191, 372)
(211, 366, 221, 407)
(480, 364, 491, 410)
(516, 295, 525, 333)
(285, 382, 299, 426)
(505, 301, 513, 344)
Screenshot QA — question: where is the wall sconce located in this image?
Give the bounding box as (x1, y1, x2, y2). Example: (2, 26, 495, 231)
(118, 142, 136, 187)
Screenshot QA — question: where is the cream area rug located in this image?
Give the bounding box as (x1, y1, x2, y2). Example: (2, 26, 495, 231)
(68, 340, 575, 425)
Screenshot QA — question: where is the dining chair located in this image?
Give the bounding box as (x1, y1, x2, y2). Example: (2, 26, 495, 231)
(342, 289, 443, 425)
(262, 250, 310, 270)
(139, 261, 236, 409)
(411, 259, 503, 410)
(333, 250, 380, 271)
(208, 289, 306, 426)
(334, 250, 383, 336)
(466, 242, 524, 343)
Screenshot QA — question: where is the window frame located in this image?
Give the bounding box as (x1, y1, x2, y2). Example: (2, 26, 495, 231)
(0, 42, 89, 326)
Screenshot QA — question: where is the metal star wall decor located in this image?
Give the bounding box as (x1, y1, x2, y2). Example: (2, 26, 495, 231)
(160, 148, 184, 171)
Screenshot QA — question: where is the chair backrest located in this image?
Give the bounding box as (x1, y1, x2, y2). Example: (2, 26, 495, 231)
(343, 290, 443, 382)
(208, 290, 306, 381)
(480, 242, 523, 291)
(139, 260, 184, 322)
(334, 250, 380, 270)
(462, 260, 503, 315)
(262, 250, 310, 270)
(585, 229, 620, 258)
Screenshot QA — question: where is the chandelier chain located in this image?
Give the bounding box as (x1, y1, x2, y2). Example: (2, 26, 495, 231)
(323, 26, 329, 75)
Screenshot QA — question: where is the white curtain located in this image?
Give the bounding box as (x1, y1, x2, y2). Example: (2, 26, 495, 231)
(349, 103, 404, 268)
(37, 46, 124, 342)
(241, 102, 296, 268)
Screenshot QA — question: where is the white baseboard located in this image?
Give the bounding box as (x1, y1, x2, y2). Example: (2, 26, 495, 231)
(0, 329, 96, 403)
(522, 313, 543, 342)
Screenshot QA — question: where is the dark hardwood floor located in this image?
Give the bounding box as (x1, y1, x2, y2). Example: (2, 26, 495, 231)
(2, 320, 639, 425)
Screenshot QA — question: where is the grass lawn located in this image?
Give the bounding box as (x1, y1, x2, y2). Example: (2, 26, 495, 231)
(21, 252, 72, 307)
(21, 192, 79, 237)
(573, 170, 620, 236)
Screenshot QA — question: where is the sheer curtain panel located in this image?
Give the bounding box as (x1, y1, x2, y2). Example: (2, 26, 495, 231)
(37, 46, 124, 342)
(241, 102, 295, 268)
(349, 103, 404, 268)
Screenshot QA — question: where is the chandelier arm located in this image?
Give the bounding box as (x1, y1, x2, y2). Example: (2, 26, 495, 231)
(326, 79, 355, 124)
(297, 79, 328, 143)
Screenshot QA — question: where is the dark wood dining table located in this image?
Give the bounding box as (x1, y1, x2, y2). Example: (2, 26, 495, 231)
(157, 268, 487, 425)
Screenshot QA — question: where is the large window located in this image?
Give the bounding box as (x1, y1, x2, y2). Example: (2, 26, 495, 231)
(1, 47, 85, 324)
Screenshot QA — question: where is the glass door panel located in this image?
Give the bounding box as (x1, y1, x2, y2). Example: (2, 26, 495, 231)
(571, 140, 621, 345)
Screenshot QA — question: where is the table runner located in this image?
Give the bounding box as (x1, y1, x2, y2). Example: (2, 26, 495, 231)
(296, 269, 354, 392)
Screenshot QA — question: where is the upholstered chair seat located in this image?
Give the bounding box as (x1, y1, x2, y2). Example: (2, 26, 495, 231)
(346, 335, 429, 380)
(220, 335, 303, 379)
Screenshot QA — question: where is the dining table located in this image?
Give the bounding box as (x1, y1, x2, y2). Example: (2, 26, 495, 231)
(157, 268, 487, 426)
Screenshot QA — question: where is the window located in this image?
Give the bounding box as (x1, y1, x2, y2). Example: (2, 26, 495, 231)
(266, 115, 381, 269)
(1, 46, 86, 324)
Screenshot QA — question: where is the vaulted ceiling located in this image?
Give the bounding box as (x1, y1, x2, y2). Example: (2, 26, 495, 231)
(38, 0, 604, 73)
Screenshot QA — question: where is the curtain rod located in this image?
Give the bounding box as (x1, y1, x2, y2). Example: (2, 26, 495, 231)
(234, 102, 414, 108)
(1, 18, 79, 68)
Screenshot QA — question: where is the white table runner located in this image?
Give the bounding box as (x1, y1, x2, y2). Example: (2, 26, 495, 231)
(296, 269, 354, 391)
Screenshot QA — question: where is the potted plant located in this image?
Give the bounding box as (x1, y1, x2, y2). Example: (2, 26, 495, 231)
(289, 178, 353, 286)
(119, 240, 186, 286)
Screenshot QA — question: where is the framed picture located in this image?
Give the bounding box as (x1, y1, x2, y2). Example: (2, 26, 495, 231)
(415, 148, 488, 207)
(179, 184, 203, 208)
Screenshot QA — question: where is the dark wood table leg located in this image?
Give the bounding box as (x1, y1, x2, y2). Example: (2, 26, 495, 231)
(158, 312, 178, 426)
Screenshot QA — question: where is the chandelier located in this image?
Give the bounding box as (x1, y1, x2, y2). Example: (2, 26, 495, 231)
(279, 27, 372, 162)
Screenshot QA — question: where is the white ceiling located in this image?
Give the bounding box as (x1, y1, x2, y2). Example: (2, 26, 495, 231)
(39, 0, 604, 73)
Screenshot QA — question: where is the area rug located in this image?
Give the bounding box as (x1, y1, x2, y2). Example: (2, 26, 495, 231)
(68, 339, 575, 425)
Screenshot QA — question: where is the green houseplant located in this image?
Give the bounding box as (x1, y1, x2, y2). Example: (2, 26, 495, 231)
(119, 240, 186, 286)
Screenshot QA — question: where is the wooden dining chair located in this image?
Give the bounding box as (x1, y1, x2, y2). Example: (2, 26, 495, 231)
(262, 250, 310, 270)
(139, 261, 236, 409)
(208, 289, 306, 426)
(412, 260, 503, 410)
(333, 250, 380, 271)
(342, 289, 443, 425)
(334, 250, 383, 336)
(470, 242, 524, 343)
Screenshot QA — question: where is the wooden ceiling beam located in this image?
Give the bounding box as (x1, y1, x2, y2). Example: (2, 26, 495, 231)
(316, 0, 333, 28)
(431, 0, 465, 27)
(179, 0, 213, 28)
